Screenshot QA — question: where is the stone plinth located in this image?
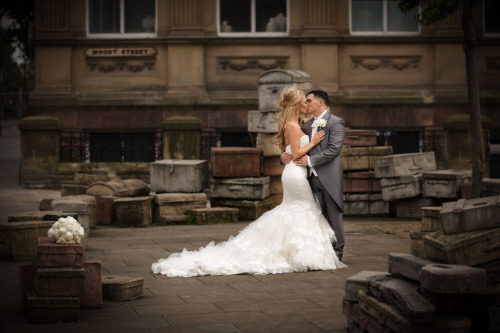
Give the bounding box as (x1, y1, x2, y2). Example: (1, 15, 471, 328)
(114, 196, 152, 227)
(102, 276, 143, 301)
(150, 160, 208, 193)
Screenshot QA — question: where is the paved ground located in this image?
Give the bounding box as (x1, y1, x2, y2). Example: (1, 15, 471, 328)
(0, 120, 413, 332)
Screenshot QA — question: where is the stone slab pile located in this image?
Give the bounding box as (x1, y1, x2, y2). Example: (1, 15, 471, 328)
(344, 194, 500, 332)
(61, 168, 115, 197)
(342, 130, 392, 216)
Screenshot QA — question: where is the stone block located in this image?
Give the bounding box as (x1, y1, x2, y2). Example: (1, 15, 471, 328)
(421, 264, 487, 294)
(102, 276, 143, 301)
(211, 147, 262, 178)
(114, 196, 152, 228)
(270, 194, 283, 208)
(460, 182, 473, 200)
(342, 146, 393, 171)
(263, 156, 284, 176)
(162, 115, 202, 160)
(247, 110, 278, 133)
(158, 215, 188, 224)
(51, 199, 89, 248)
(343, 193, 389, 216)
(95, 195, 117, 225)
(367, 274, 435, 323)
(211, 198, 272, 220)
(344, 270, 390, 302)
(187, 207, 239, 224)
(150, 160, 208, 193)
(357, 289, 471, 333)
(374, 152, 436, 178)
(393, 196, 442, 219)
(19, 262, 36, 311)
(343, 171, 381, 193)
(0, 220, 54, 260)
(342, 298, 387, 333)
(37, 237, 84, 267)
(410, 231, 428, 259)
(477, 259, 500, 286)
(36, 267, 86, 297)
(439, 195, 500, 234)
(210, 176, 271, 200)
(380, 174, 422, 201)
(74, 172, 111, 186)
(422, 169, 472, 199)
(87, 179, 150, 197)
(388, 252, 437, 282)
(61, 184, 88, 196)
(7, 210, 66, 222)
(80, 260, 102, 309)
(256, 133, 282, 156)
(344, 129, 377, 146)
(421, 206, 442, 232)
(63, 195, 97, 228)
(482, 178, 500, 197)
(423, 228, 500, 266)
(270, 175, 283, 195)
(27, 291, 80, 323)
(152, 193, 207, 223)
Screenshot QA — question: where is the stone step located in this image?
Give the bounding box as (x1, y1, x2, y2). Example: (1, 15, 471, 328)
(388, 252, 437, 282)
(367, 274, 435, 323)
(344, 270, 390, 302)
(421, 264, 487, 294)
(187, 207, 239, 224)
(102, 275, 143, 302)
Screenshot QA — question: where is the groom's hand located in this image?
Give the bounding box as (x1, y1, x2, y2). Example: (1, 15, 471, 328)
(281, 152, 293, 164)
(293, 155, 309, 166)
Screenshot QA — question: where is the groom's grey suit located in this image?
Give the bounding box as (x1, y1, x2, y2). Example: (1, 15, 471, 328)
(303, 111, 346, 259)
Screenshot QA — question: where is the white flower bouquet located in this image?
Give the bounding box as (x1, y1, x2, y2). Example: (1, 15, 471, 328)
(47, 216, 85, 245)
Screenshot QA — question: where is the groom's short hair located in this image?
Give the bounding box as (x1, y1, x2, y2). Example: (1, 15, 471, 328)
(307, 90, 330, 106)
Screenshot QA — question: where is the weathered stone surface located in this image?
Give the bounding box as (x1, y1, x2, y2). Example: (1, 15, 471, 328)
(158, 215, 188, 224)
(211, 147, 262, 178)
(152, 192, 207, 223)
(114, 196, 152, 228)
(248, 110, 278, 133)
(342, 298, 389, 333)
(37, 237, 84, 268)
(482, 178, 500, 197)
(162, 115, 202, 160)
(74, 172, 111, 186)
(344, 171, 381, 194)
(393, 196, 442, 219)
(210, 176, 271, 200)
(357, 289, 470, 333)
(87, 179, 150, 197)
(0, 220, 54, 260)
(423, 228, 500, 266)
(61, 184, 88, 196)
(477, 259, 500, 285)
(439, 196, 500, 234)
(95, 195, 116, 225)
(102, 276, 143, 301)
(374, 152, 436, 178)
(367, 274, 435, 322)
(388, 252, 437, 282)
(80, 260, 102, 309)
(421, 264, 487, 294)
(270, 194, 283, 208)
(270, 175, 283, 195)
(380, 174, 422, 201)
(27, 291, 80, 323)
(62, 195, 97, 228)
(8, 210, 66, 222)
(343, 193, 389, 216)
(51, 199, 89, 248)
(344, 270, 390, 302)
(410, 231, 430, 259)
(256, 133, 282, 157)
(343, 146, 393, 171)
(150, 160, 208, 193)
(187, 207, 239, 224)
(36, 267, 86, 297)
(344, 129, 377, 147)
(421, 206, 442, 232)
(211, 198, 272, 220)
(263, 156, 284, 176)
(422, 169, 472, 199)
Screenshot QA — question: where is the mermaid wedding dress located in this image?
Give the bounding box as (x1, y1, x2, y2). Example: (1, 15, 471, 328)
(152, 135, 346, 277)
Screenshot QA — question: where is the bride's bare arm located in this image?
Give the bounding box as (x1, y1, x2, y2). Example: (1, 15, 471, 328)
(286, 123, 324, 159)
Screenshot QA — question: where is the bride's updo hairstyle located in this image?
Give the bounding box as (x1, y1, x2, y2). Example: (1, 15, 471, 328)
(274, 88, 305, 151)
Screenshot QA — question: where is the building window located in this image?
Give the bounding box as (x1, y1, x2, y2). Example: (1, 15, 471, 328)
(87, 0, 156, 37)
(350, 0, 419, 35)
(218, 0, 288, 36)
(485, 0, 500, 35)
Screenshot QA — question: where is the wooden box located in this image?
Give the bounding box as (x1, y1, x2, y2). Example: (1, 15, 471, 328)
(211, 147, 262, 178)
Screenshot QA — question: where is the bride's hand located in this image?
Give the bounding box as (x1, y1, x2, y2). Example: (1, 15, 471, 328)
(312, 130, 325, 145)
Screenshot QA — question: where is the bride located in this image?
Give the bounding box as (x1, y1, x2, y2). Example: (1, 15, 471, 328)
(151, 88, 346, 277)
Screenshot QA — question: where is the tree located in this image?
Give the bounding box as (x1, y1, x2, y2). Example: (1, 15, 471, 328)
(398, 0, 484, 198)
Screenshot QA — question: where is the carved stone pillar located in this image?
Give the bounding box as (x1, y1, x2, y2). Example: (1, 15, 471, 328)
(302, 0, 336, 35)
(168, 0, 203, 36)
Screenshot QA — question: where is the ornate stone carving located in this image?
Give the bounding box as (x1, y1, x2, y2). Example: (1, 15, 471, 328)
(218, 57, 288, 72)
(486, 57, 500, 71)
(351, 56, 421, 71)
(87, 61, 155, 73)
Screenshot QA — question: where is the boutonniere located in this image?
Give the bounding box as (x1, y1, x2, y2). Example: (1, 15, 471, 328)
(315, 119, 327, 130)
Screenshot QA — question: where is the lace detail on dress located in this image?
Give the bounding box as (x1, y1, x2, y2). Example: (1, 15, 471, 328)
(151, 135, 345, 277)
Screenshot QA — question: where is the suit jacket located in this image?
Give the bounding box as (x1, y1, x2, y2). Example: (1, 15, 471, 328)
(303, 111, 346, 211)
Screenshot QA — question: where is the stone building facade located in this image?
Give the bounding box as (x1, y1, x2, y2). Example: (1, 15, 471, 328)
(29, 0, 500, 165)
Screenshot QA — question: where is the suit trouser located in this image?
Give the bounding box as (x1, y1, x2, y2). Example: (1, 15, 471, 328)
(309, 174, 344, 259)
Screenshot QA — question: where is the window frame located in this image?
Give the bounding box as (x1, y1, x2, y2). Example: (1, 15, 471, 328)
(349, 0, 420, 36)
(217, 0, 289, 37)
(86, 0, 157, 38)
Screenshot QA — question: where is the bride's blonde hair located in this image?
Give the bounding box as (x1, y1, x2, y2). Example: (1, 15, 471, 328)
(274, 88, 305, 151)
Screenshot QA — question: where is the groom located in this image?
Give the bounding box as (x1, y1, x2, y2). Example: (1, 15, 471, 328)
(282, 90, 346, 260)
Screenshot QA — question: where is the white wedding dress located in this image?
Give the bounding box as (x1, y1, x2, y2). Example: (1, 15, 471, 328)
(152, 135, 346, 277)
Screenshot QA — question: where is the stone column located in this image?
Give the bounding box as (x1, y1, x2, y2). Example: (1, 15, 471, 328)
(18, 116, 62, 188)
(444, 114, 492, 177)
(162, 116, 202, 160)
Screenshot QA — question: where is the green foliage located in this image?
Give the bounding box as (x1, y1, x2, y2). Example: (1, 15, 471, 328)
(397, 0, 472, 26)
